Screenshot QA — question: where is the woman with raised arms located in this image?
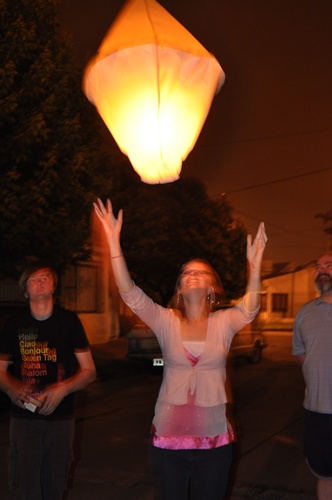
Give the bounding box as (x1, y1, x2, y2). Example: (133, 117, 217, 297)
(94, 198, 267, 500)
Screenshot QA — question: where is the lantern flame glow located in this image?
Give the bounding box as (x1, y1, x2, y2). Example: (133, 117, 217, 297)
(83, 0, 225, 184)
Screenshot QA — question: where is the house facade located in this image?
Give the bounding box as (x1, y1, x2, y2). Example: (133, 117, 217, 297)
(258, 260, 318, 326)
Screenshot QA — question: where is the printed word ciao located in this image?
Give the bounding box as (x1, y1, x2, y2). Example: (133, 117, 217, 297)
(19, 333, 57, 363)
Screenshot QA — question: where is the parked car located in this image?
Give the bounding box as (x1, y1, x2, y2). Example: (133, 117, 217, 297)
(126, 321, 163, 369)
(228, 323, 266, 363)
(127, 316, 267, 368)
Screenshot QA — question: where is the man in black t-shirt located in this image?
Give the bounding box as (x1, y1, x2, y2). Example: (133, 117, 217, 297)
(0, 264, 96, 499)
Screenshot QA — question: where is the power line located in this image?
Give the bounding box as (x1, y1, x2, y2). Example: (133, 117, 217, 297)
(231, 208, 326, 257)
(211, 166, 332, 196)
(199, 126, 332, 148)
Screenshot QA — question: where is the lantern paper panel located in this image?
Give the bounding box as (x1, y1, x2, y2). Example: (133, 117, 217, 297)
(83, 0, 225, 184)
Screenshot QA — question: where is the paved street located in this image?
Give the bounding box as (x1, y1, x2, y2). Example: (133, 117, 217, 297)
(0, 332, 317, 499)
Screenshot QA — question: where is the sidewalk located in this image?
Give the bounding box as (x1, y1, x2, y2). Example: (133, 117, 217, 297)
(91, 337, 129, 360)
(0, 338, 317, 499)
(90, 338, 317, 499)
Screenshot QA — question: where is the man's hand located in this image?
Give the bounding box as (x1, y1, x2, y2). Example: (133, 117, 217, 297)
(7, 384, 32, 410)
(38, 384, 68, 416)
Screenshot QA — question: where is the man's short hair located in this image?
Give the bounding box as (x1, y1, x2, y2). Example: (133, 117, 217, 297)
(19, 264, 58, 293)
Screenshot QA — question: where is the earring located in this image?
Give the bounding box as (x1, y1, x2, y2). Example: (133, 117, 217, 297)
(176, 293, 182, 308)
(207, 287, 215, 308)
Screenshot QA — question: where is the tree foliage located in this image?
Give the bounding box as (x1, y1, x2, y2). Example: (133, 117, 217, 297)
(97, 162, 248, 304)
(0, 0, 249, 303)
(0, 0, 102, 277)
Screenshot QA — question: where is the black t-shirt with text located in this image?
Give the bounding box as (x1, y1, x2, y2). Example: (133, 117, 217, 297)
(0, 305, 90, 419)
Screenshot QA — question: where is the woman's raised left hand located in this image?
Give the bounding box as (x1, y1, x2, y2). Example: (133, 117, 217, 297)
(246, 222, 267, 270)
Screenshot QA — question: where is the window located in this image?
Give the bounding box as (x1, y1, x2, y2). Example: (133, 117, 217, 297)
(272, 293, 288, 313)
(0, 280, 25, 305)
(61, 264, 104, 313)
(260, 292, 267, 312)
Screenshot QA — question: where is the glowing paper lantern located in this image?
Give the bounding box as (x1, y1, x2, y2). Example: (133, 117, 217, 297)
(83, 0, 225, 184)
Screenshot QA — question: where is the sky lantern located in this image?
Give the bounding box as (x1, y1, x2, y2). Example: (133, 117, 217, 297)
(83, 0, 225, 184)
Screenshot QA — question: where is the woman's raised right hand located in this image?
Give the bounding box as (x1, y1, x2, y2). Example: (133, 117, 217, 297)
(93, 198, 123, 242)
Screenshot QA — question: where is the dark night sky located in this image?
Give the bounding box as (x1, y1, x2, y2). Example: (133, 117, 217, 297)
(58, 0, 332, 266)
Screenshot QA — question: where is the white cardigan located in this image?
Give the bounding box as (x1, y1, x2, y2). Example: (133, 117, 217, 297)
(121, 285, 258, 408)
